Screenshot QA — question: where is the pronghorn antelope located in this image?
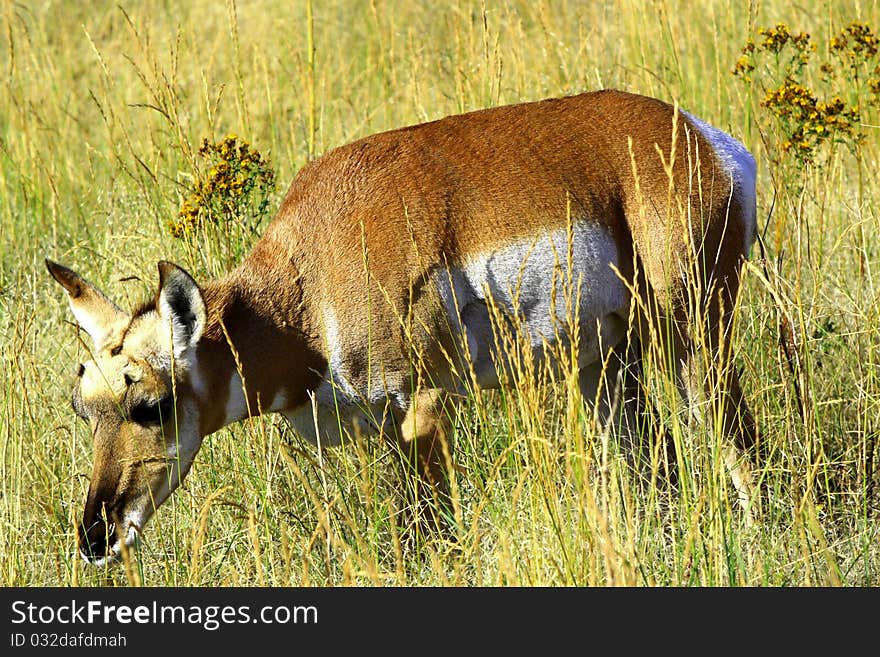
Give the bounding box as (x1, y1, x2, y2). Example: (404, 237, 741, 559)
(49, 89, 758, 565)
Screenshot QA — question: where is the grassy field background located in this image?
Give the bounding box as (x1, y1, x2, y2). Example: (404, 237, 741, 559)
(2, 0, 879, 586)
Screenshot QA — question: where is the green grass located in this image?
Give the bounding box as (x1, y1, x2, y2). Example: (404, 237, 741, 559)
(2, 0, 879, 586)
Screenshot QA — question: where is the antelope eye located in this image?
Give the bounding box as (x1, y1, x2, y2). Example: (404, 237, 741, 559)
(130, 396, 175, 426)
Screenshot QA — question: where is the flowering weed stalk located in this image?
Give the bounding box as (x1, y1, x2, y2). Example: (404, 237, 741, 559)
(173, 135, 277, 271)
(734, 20, 880, 275)
(733, 22, 875, 167)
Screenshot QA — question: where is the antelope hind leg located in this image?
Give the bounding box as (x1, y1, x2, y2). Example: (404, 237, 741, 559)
(579, 339, 678, 495)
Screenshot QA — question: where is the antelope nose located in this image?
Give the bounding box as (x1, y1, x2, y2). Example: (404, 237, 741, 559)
(78, 518, 116, 562)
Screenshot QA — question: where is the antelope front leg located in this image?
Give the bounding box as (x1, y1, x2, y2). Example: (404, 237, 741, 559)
(395, 388, 456, 540)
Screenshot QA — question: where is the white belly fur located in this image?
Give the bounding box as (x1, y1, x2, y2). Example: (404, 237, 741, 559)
(436, 222, 629, 389)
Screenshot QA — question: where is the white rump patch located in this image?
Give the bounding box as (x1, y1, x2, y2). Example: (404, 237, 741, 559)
(681, 110, 758, 257)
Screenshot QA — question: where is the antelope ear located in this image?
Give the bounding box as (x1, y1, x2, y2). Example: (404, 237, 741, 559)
(46, 259, 127, 351)
(156, 261, 206, 358)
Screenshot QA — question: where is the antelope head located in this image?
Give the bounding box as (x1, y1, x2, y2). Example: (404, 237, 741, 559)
(47, 259, 207, 565)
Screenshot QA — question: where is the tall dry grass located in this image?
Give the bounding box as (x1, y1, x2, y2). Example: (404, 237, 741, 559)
(1, 0, 879, 586)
